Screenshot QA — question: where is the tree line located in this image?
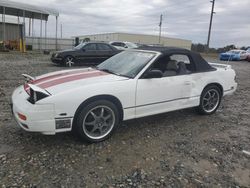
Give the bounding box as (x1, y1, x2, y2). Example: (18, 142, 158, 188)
(191, 43, 250, 53)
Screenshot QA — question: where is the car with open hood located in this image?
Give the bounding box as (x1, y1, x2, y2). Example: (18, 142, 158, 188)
(12, 47, 237, 142)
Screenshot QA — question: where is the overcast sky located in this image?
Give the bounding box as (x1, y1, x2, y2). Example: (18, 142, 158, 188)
(9, 0, 250, 48)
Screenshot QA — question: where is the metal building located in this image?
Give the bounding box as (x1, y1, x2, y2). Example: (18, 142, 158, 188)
(0, 0, 59, 51)
(77, 32, 192, 49)
(0, 22, 21, 41)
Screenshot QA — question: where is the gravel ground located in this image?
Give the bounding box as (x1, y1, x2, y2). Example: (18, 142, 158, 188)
(0, 52, 249, 187)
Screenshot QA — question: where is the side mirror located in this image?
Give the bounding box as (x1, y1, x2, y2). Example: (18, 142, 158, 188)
(144, 69, 163, 79)
(124, 45, 128, 48)
(82, 48, 86, 51)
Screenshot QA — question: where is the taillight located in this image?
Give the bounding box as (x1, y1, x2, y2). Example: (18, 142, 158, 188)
(18, 113, 27, 121)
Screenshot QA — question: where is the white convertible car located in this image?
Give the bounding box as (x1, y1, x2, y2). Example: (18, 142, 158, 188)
(11, 47, 237, 142)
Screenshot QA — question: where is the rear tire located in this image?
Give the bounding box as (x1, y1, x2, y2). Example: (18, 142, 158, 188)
(74, 100, 120, 143)
(197, 85, 222, 115)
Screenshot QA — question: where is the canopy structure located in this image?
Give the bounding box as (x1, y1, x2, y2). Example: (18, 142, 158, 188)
(0, 0, 59, 21)
(0, 0, 59, 51)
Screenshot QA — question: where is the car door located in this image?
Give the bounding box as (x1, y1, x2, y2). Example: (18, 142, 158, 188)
(96, 43, 115, 63)
(135, 54, 193, 118)
(78, 43, 97, 64)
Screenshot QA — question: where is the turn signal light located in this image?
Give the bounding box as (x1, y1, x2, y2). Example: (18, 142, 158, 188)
(18, 113, 27, 121)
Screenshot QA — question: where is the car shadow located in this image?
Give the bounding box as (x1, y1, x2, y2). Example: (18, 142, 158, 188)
(11, 107, 199, 147)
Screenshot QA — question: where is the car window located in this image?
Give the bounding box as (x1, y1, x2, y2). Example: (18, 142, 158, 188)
(112, 42, 121, 47)
(84, 44, 96, 50)
(113, 42, 125, 47)
(97, 51, 155, 78)
(120, 43, 126, 47)
(149, 54, 195, 77)
(170, 54, 195, 73)
(74, 42, 87, 50)
(170, 54, 190, 64)
(111, 42, 117, 46)
(97, 44, 112, 50)
(230, 50, 240, 54)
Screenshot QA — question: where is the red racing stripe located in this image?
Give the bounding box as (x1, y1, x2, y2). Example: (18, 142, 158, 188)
(31, 69, 92, 85)
(24, 69, 100, 94)
(37, 71, 108, 89)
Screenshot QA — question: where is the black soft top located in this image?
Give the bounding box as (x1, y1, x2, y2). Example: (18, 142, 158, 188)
(138, 46, 215, 72)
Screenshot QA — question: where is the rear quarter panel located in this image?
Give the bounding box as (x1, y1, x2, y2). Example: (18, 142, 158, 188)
(190, 68, 236, 97)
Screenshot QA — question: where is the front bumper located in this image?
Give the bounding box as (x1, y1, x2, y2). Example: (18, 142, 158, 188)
(220, 56, 239, 61)
(11, 86, 57, 135)
(51, 57, 63, 64)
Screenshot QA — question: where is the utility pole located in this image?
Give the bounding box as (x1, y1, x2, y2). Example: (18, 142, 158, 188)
(207, 0, 215, 52)
(158, 14, 163, 44)
(61, 23, 62, 38)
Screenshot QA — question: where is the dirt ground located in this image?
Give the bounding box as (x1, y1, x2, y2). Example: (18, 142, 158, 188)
(0, 52, 249, 187)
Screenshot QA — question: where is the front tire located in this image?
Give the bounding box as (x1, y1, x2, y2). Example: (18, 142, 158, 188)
(74, 100, 120, 143)
(64, 56, 75, 67)
(197, 85, 222, 115)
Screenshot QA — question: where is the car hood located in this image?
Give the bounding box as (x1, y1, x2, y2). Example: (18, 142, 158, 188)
(221, 52, 237, 56)
(56, 49, 77, 54)
(24, 68, 129, 95)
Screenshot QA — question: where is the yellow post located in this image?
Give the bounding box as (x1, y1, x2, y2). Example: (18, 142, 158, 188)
(19, 38, 23, 52)
(23, 39, 26, 53)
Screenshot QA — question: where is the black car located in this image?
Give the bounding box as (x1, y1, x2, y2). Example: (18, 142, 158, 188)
(51, 42, 120, 67)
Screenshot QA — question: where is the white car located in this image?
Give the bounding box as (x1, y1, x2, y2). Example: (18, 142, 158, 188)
(109, 41, 138, 50)
(11, 47, 237, 142)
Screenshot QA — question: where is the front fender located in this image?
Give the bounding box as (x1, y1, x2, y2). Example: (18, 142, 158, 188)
(40, 80, 137, 119)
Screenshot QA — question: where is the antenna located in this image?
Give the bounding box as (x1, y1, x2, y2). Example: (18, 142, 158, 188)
(227, 52, 232, 64)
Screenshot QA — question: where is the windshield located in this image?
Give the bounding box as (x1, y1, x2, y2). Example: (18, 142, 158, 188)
(229, 50, 240, 54)
(125, 42, 138, 48)
(97, 51, 155, 78)
(74, 42, 86, 50)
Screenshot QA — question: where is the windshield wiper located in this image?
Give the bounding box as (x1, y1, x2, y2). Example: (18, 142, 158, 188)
(97, 68, 132, 78)
(98, 68, 116, 74)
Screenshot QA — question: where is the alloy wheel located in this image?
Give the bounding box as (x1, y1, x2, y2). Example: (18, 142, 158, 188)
(82, 105, 115, 140)
(65, 56, 74, 67)
(202, 89, 220, 113)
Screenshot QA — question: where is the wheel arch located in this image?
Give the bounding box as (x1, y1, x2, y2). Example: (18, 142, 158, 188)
(203, 83, 223, 96)
(72, 94, 124, 129)
(64, 54, 75, 60)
